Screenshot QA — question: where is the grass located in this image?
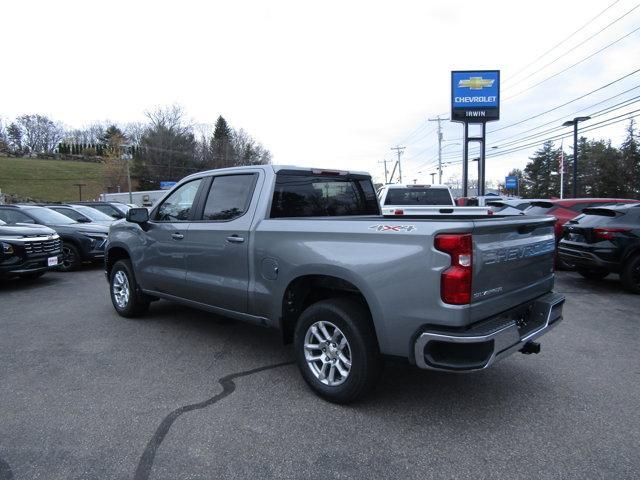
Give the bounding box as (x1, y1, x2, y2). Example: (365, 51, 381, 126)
(0, 156, 108, 202)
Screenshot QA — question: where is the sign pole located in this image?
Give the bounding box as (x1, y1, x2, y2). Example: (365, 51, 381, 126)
(462, 123, 469, 198)
(479, 123, 486, 196)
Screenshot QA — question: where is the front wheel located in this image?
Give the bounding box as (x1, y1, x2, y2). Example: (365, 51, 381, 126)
(59, 243, 81, 272)
(576, 268, 609, 280)
(621, 255, 640, 294)
(294, 298, 382, 404)
(109, 259, 150, 317)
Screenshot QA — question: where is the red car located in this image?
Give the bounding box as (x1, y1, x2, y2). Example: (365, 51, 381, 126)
(524, 198, 639, 240)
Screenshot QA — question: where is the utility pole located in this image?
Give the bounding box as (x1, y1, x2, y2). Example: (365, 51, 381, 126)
(73, 183, 86, 201)
(378, 159, 390, 184)
(428, 115, 450, 184)
(122, 151, 133, 204)
(390, 146, 405, 184)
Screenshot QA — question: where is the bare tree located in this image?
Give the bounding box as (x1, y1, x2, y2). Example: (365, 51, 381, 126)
(16, 114, 65, 154)
(123, 122, 145, 146)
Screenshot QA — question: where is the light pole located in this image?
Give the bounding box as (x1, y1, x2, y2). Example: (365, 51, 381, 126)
(121, 151, 133, 204)
(562, 116, 590, 198)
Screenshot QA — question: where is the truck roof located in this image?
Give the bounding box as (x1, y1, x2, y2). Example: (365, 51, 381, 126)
(383, 184, 449, 189)
(181, 164, 371, 181)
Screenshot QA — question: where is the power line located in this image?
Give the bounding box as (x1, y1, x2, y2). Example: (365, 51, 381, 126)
(490, 68, 640, 133)
(503, 24, 640, 102)
(485, 110, 640, 158)
(488, 96, 640, 150)
(487, 84, 640, 145)
(504, 0, 626, 86)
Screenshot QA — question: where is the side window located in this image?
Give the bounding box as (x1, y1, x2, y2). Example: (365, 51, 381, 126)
(54, 208, 83, 221)
(154, 179, 202, 222)
(201, 174, 256, 221)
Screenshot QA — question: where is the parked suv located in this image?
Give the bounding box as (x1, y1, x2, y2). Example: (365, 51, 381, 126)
(524, 198, 639, 269)
(558, 204, 640, 293)
(0, 219, 62, 279)
(45, 204, 116, 226)
(524, 198, 639, 240)
(0, 205, 109, 271)
(76, 201, 130, 219)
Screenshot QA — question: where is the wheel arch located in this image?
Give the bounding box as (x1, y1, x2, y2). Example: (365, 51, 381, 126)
(279, 273, 382, 348)
(105, 244, 132, 278)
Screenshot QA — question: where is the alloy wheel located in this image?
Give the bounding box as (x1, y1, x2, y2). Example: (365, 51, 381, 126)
(303, 320, 352, 386)
(112, 270, 130, 309)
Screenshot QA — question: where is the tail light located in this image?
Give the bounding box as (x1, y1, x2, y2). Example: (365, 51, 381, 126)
(435, 233, 472, 305)
(593, 227, 630, 240)
(394, 209, 404, 215)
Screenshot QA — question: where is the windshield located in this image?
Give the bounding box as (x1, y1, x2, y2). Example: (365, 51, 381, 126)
(525, 202, 556, 215)
(73, 205, 114, 221)
(112, 203, 130, 214)
(384, 188, 452, 206)
(487, 203, 508, 212)
(26, 207, 76, 225)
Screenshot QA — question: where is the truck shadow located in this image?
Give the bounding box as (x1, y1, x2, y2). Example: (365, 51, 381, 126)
(141, 298, 548, 418)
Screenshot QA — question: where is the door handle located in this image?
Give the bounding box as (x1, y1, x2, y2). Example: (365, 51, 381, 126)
(226, 235, 245, 244)
(171, 232, 184, 240)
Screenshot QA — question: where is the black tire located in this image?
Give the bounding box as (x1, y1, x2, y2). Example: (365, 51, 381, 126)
(293, 298, 382, 404)
(621, 255, 640, 294)
(576, 268, 609, 280)
(19, 271, 45, 280)
(60, 242, 81, 272)
(109, 259, 150, 317)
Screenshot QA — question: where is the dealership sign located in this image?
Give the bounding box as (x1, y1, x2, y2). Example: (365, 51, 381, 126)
(160, 181, 177, 190)
(505, 175, 518, 190)
(451, 70, 500, 122)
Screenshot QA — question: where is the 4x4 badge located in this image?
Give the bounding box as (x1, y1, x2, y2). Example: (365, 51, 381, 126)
(369, 225, 416, 232)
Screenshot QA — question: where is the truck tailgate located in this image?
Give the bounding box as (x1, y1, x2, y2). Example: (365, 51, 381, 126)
(471, 216, 556, 306)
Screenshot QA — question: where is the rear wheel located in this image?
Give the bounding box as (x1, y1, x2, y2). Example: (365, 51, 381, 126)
(294, 298, 382, 404)
(60, 243, 81, 272)
(621, 255, 640, 294)
(576, 268, 609, 280)
(109, 259, 150, 317)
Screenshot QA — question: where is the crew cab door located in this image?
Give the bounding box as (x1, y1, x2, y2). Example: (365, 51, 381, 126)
(137, 178, 204, 297)
(184, 172, 261, 313)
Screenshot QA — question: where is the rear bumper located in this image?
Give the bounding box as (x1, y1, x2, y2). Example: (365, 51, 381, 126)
(413, 292, 565, 371)
(557, 244, 618, 271)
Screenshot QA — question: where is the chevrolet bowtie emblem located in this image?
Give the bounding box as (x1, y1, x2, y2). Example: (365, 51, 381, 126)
(458, 77, 494, 90)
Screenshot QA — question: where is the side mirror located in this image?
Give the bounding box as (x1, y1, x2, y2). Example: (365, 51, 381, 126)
(77, 217, 91, 223)
(126, 208, 149, 224)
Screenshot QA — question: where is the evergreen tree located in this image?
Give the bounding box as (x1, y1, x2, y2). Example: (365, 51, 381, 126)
(523, 141, 562, 198)
(620, 119, 640, 197)
(210, 116, 234, 168)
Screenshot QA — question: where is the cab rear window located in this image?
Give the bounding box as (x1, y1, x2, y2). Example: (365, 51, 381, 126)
(270, 172, 379, 218)
(384, 188, 452, 206)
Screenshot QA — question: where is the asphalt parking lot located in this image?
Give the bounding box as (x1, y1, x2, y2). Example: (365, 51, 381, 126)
(1, 267, 639, 480)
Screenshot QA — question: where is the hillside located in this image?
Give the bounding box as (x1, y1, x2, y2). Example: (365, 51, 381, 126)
(0, 156, 107, 202)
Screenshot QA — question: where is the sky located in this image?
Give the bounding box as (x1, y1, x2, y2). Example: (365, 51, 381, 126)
(2, 0, 639, 186)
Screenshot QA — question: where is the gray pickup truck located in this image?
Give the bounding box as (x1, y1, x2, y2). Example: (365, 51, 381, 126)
(105, 165, 564, 403)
